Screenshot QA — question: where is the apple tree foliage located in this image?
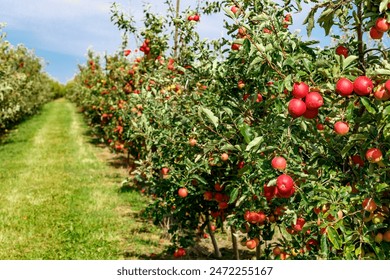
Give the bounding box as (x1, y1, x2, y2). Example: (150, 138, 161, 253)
(68, 0, 390, 259)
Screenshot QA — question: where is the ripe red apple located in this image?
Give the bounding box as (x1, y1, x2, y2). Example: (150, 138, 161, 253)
(373, 85, 390, 100)
(237, 161, 245, 169)
(161, 167, 169, 175)
(336, 45, 348, 58)
(316, 123, 324, 130)
(276, 174, 295, 198)
(354, 76, 373, 95)
(218, 201, 228, 209)
(303, 108, 319, 119)
(292, 217, 306, 232)
(336, 78, 354, 96)
(203, 191, 213, 201)
(173, 248, 186, 258)
(365, 148, 383, 163)
(231, 6, 239, 14)
(334, 121, 349, 135)
(193, 14, 200, 21)
(385, 80, 390, 92)
(246, 239, 257, 250)
(271, 156, 287, 170)
(362, 198, 377, 213)
(264, 185, 277, 201)
(214, 183, 223, 191)
(375, 18, 389, 32)
(292, 82, 309, 98)
(370, 26, 384, 39)
(178, 188, 188, 198)
(231, 43, 241, 51)
(256, 93, 263, 102)
(221, 153, 229, 161)
(305, 92, 324, 109)
(305, 239, 319, 251)
(124, 49, 131, 56)
(288, 98, 307, 118)
(351, 155, 364, 168)
(210, 225, 217, 232)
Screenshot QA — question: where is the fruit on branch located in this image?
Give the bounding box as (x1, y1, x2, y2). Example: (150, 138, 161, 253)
(336, 78, 354, 96)
(354, 76, 373, 96)
(336, 45, 349, 58)
(292, 82, 309, 98)
(271, 156, 287, 170)
(288, 98, 306, 118)
(334, 121, 349, 135)
(362, 198, 377, 213)
(305, 92, 324, 109)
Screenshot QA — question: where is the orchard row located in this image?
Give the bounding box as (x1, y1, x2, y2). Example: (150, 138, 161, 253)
(0, 26, 61, 134)
(69, 0, 390, 259)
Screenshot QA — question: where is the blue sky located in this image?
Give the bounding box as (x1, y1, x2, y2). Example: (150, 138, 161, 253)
(0, 0, 325, 84)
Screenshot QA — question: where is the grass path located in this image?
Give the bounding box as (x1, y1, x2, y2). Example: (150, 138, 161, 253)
(0, 99, 165, 260)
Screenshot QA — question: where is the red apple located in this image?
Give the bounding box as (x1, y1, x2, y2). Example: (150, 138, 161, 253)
(351, 155, 364, 168)
(273, 246, 281, 256)
(373, 85, 390, 100)
(271, 156, 287, 170)
(231, 43, 241, 51)
(276, 174, 295, 198)
(336, 45, 348, 58)
(178, 187, 188, 198)
(237, 161, 245, 169)
(218, 201, 228, 209)
(365, 148, 383, 163)
(336, 78, 354, 96)
(214, 183, 223, 192)
(161, 167, 169, 175)
(370, 26, 384, 39)
(231, 6, 239, 14)
(238, 80, 245, 89)
(203, 191, 213, 201)
(305, 92, 324, 109)
(375, 232, 383, 243)
(385, 80, 390, 92)
(334, 121, 349, 135)
(264, 185, 277, 201)
(292, 217, 306, 232)
(288, 98, 307, 118)
(246, 239, 257, 250)
(292, 82, 309, 98)
(375, 18, 389, 32)
(362, 198, 377, 212)
(316, 123, 324, 130)
(354, 76, 373, 96)
(303, 108, 319, 119)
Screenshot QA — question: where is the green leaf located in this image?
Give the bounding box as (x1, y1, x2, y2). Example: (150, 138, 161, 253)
(342, 55, 358, 70)
(239, 123, 253, 144)
(379, 0, 389, 12)
(200, 107, 219, 128)
(191, 175, 208, 185)
(341, 142, 355, 158)
(245, 136, 263, 151)
(320, 233, 329, 258)
(229, 188, 239, 204)
(360, 97, 376, 114)
(327, 226, 342, 250)
(383, 105, 390, 116)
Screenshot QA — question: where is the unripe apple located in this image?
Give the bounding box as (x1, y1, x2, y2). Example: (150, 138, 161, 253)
(336, 78, 354, 96)
(336, 45, 348, 58)
(375, 232, 383, 243)
(372, 213, 385, 224)
(383, 230, 390, 242)
(271, 156, 287, 170)
(305, 92, 324, 109)
(354, 76, 374, 95)
(292, 82, 309, 98)
(221, 153, 229, 161)
(334, 121, 349, 135)
(288, 98, 306, 118)
(189, 138, 197, 146)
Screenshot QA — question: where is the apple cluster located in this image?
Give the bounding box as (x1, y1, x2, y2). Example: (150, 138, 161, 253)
(288, 82, 324, 119)
(139, 39, 151, 55)
(187, 14, 200, 22)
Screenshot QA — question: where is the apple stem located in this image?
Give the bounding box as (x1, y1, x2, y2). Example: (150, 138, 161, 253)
(230, 226, 240, 260)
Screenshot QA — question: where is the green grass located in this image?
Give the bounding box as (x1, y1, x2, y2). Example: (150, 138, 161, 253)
(0, 99, 166, 260)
